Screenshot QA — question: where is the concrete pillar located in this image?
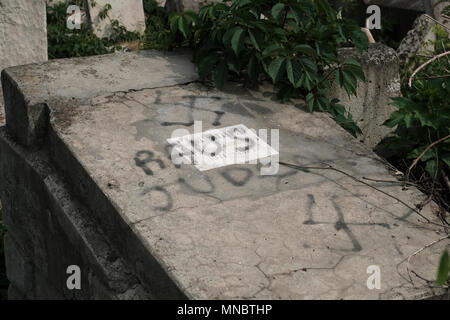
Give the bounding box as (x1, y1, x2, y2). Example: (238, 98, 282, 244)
(0, 0, 48, 73)
(84, 0, 146, 39)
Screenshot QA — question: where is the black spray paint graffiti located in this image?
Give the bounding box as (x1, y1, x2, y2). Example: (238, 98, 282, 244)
(133, 149, 393, 253)
(134, 150, 166, 176)
(141, 185, 173, 211)
(158, 96, 226, 128)
(134, 148, 260, 212)
(302, 194, 391, 252)
(155, 95, 273, 129)
(221, 168, 253, 187)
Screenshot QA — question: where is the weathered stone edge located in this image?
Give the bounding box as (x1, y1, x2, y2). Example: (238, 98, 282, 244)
(1, 70, 49, 148)
(0, 128, 151, 299)
(48, 127, 191, 299)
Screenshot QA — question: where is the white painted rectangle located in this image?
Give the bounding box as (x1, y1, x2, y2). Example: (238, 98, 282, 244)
(167, 124, 278, 171)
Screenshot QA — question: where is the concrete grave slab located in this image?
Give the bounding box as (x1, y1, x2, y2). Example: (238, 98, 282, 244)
(1, 50, 449, 299)
(84, 0, 146, 38)
(1, 50, 197, 147)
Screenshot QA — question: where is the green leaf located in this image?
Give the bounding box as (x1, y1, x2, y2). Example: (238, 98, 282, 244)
(298, 56, 317, 73)
(286, 59, 303, 88)
(231, 28, 245, 55)
(342, 58, 361, 68)
(408, 147, 434, 162)
(268, 57, 286, 83)
(198, 54, 219, 79)
(262, 43, 284, 57)
(335, 69, 343, 87)
(425, 160, 437, 177)
(350, 29, 369, 54)
(383, 111, 404, 128)
(287, 7, 302, 25)
(303, 74, 313, 90)
(442, 154, 450, 168)
(248, 29, 261, 51)
(183, 10, 198, 24)
(404, 113, 413, 128)
(347, 66, 366, 82)
(287, 20, 300, 33)
(306, 93, 315, 112)
(248, 55, 259, 82)
(437, 250, 449, 286)
(317, 96, 329, 111)
(315, 0, 337, 20)
(342, 69, 358, 95)
(214, 60, 228, 89)
(178, 16, 190, 38)
(294, 44, 316, 57)
(223, 26, 239, 46)
(169, 15, 180, 33)
(227, 53, 240, 73)
(237, 0, 252, 7)
(341, 58, 365, 82)
(271, 3, 286, 23)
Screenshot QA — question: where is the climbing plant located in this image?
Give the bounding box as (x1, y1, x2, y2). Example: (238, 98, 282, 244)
(437, 249, 449, 286)
(142, 0, 177, 50)
(378, 26, 450, 193)
(47, 1, 141, 59)
(168, 0, 369, 137)
(377, 3, 450, 287)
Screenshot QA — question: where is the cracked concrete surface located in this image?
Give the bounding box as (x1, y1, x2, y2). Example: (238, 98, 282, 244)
(1, 50, 449, 299)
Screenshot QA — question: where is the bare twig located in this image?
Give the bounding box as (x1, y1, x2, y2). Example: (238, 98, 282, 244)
(406, 235, 450, 286)
(362, 177, 419, 187)
(406, 134, 450, 180)
(423, 14, 450, 32)
(361, 27, 375, 43)
(416, 74, 450, 81)
(409, 51, 450, 88)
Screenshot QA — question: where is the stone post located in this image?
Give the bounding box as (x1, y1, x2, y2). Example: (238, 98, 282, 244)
(327, 43, 401, 149)
(0, 0, 48, 124)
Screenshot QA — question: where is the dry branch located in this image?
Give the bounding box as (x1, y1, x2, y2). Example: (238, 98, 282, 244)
(409, 51, 450, 88)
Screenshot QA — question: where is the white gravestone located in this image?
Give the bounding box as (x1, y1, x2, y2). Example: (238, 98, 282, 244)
(84, 0, 146, 39)
(0, 0, 48, 73)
